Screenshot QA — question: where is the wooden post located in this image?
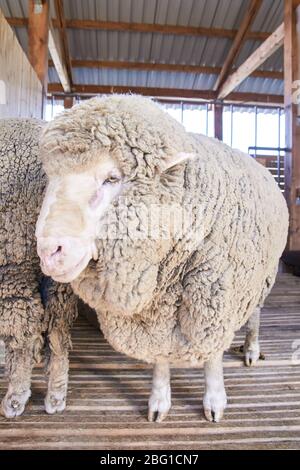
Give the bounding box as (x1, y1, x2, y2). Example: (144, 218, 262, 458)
(64, 96, 75, 108)
(28, 0, 49, 116)
(284, 0, 300, 250)
(214, 103, 223, 140)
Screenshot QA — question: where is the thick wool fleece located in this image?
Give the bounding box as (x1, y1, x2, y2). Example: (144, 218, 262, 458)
(0, 118, 76, 360)
(41, 96, 288, 366)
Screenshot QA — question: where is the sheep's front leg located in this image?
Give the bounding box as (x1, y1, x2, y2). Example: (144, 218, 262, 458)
(203, 352, 227, 423)
(1, 343, 34, 418)
(244, 307, 260, 367)
(44, 329, 70, 415)
(148, 362, 171, 423)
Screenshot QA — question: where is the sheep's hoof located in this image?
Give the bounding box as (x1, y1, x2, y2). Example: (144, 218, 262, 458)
(203, 391, 227, 423)
(1, 390, 31, 418)
(148, 392, 171, 423)
(44, 391, 66, 415)
(148, 410, 168, 423)
(244, 344, 261, 367)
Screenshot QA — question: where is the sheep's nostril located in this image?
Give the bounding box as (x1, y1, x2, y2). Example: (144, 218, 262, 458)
(37, 240, 65, 271)
(51, 245, 63, 257)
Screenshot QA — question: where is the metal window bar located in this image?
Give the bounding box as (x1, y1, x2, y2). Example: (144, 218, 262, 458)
(278, 107, 281, 187)
(254, 106, 258, 158)
(230, 104, 233, 147)
(248, 146, 288, 190)
(206, 104, 209, 136)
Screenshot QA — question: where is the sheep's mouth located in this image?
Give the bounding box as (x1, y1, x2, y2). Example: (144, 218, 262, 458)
(41, 253, 91, 283)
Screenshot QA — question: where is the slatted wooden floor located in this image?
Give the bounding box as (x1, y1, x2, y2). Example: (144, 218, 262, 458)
(0, 273, 300, 450)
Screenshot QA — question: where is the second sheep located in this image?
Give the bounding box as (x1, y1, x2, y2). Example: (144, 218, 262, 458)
(0, 118, 77, 418)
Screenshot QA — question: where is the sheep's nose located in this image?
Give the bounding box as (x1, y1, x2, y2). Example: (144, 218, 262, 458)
(37, 238, 65, 270)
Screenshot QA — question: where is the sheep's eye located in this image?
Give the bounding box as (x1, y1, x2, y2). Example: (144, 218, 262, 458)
(103, 176, 120, 185)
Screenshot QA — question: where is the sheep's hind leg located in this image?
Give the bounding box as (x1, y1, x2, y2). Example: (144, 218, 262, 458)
(244, 307, 260, 367)
(44, 329, 70, 415)
(1, 342, 34, 418)
(148, 362, 171, 423)
(203, 351, 227, 423)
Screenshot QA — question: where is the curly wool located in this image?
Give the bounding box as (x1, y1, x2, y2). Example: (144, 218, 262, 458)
(41, 96, 289, 366)
(0, 118, 76, 355)
(40, 95, 194, 179)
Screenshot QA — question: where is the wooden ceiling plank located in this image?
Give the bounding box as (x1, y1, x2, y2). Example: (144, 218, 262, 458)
(51, 59, 281, 80)
(47, 83, 283, 105)
(6, 16, 270, 41)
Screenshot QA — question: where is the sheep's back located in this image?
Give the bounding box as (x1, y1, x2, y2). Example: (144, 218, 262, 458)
(188, 133, 288, 259)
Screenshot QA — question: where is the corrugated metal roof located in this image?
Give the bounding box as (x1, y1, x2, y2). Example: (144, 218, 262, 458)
(61, 0, 252, 29)
(0, 0, 27, 17)
(66, 29, 233, 66)
(0, 0, 284, 96)
(236, 76, 284, 95)
(71, 67, 218, 90)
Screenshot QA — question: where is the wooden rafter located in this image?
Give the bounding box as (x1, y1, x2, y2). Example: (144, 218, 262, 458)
(6, 16, 271, 41)
(218, 23, 284, 99)
(47, 59, 283, 80)
(47, 83, 283, 105)
(48, 21, 71, 92)
(214, 0, 263, 93)
(53, 0, 72, 90)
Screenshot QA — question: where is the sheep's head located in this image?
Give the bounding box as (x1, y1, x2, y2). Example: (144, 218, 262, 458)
(36, 154, 124, 282)
(36, 95, 195, 291)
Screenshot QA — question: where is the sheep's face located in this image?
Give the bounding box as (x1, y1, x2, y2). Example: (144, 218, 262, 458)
(36, 155, 123, 283)
(36, 148, 194, 291)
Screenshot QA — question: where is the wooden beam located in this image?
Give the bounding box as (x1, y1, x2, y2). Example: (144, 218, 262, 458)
(48, 59, 283, 80)
(48, 84, 216, 100)
(284, 0, 300, 250)
(47, 83, 283, 105)
(69, 60, 222, 75)
(218, 23, 285, 99)
(6, 16, 271, 41)
(226, 91, 283, 105)
(28, 0, 49, 88)
(53, 0, 72, 89)
(6, 17, 28, 27)
(214, 104, 223, 140)
(64, 96, 75, 108)
(214, 0, 263, 92)
(48, 21, 71, 92)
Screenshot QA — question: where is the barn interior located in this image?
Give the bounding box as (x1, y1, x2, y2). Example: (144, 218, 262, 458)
(0, 0, 300, 450)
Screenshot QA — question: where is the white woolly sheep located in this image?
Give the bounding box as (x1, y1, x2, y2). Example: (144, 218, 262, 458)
(0, 118, 77, 418)
(36, 95, 288, 423)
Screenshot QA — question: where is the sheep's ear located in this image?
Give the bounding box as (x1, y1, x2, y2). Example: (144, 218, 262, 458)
(163, 152, 195, 171)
